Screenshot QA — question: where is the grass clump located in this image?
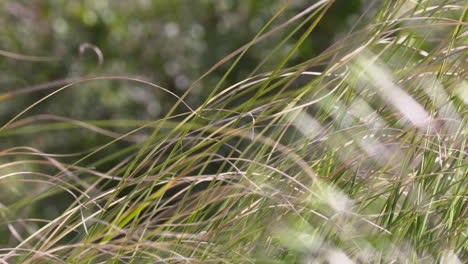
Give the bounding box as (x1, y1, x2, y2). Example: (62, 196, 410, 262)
(0, 0, 466, 263)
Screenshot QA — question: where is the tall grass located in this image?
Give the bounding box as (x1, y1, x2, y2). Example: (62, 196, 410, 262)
(0, 0, 466, 263)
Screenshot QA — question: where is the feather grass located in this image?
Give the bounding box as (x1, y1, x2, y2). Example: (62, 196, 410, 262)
(0, 0, 466, 263)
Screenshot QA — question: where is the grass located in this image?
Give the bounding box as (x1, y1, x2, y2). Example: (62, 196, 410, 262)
(0, 0, 466, 263)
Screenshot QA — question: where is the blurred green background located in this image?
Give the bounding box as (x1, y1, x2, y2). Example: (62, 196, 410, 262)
(1, 0, 361, 123)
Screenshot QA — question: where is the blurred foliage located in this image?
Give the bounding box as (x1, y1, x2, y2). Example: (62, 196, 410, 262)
(1, 0, 361, 118)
